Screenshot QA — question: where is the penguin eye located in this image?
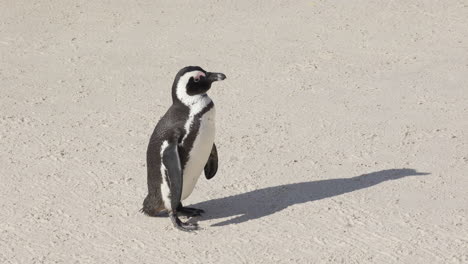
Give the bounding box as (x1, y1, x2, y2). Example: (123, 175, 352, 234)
(194, 77, 200, 83)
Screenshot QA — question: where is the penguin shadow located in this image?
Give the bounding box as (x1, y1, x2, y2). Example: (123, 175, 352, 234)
(191, 168, 429, 227)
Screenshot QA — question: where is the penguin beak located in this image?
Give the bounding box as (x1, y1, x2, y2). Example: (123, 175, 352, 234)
(206, 72, 226, 82)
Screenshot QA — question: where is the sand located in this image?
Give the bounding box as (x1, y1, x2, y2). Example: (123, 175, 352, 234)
(1, 0, 467, 263)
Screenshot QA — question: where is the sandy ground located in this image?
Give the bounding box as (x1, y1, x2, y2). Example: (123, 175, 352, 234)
(1, 0, 467, 263)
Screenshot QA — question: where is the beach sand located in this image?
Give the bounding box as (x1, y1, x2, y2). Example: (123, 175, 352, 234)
(1, 1, 467, 263)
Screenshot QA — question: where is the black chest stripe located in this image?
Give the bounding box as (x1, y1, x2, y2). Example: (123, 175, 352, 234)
(178, 101, 214, 170)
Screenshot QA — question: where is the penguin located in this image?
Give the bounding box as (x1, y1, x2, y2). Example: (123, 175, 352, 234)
(141, 66, 226, 231)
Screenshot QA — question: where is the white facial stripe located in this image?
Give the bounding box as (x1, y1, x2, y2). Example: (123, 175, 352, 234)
(176, 71, 208, 106)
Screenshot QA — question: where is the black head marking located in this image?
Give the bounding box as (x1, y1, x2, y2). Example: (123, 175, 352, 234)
(171, 66, 226, 103)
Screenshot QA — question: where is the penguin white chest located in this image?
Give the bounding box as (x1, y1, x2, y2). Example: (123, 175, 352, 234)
(181, 107, 215, 200)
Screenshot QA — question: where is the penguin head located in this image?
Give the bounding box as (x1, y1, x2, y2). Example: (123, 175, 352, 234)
(172, 66, 226, 104)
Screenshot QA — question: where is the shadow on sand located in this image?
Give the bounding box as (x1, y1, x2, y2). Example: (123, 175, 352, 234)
(191, 168, 429, 226)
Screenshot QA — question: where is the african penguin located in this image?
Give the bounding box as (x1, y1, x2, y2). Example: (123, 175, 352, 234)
(141, 66, 226, 231)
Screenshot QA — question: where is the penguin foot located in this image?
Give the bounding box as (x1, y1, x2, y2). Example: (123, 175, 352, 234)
(177, 203, 205, 217)
(178, 207, 205, 217)
(170, 212, 198, 232)
(183, 207, 205, 214)
(178, 209, 202, 217)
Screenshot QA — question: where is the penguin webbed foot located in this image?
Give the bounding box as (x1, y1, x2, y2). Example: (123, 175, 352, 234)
(177, 204, 205, 217)
(178, 209, 202, 218)
(183, 206, 205, 214)
(170, 212, 198, 232)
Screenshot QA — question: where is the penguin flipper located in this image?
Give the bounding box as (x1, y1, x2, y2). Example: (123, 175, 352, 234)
(162, 137, 198, 231)
(161, 139, 183, 212)
(204, 143, 218, 180)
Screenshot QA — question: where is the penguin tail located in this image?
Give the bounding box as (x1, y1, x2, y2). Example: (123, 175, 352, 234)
(139, 207, 158, 217)
(141, 194, 165, 217)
